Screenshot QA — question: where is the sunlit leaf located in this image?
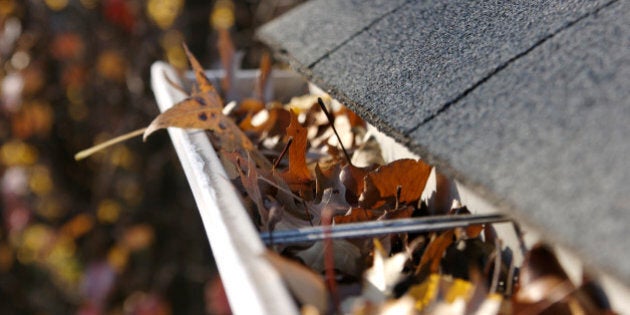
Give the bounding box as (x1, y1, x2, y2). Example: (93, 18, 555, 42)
(360, 159, 432, 209)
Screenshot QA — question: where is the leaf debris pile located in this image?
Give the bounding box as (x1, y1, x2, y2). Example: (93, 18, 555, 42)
(136, 50, 616, 314)
(75, 43, 617, 314)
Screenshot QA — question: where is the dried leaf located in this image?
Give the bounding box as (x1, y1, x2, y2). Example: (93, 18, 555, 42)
(223, 151, 268, 227)
(264, 251, 328, 314)
(333, 208, 377, 225)
(359, 159, 432, 209)
(378, 206, 414, 221)
(340, 163, 375, 205)
(296, 239, 362, 278)
(143, 93, 256, 154)
(513, 243, 591, 315)
(364, 239, 408, 301)
(417, 230, 455, 274)
(240, 107, 291, 139)
(280, 111, 313, 192)
(182, 43, 217, 95)
(407, 273, 441, 311)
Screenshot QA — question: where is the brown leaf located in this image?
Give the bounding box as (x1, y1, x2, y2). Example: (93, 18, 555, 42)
(182, 43, 217, 95)
(333, 208, 378, 225)
(280, 111, 313, 192)
(264, 251, 328, 314)
(223, 151, 268, 227)
(143, 94, 254, 151)
(378, 206, 414, 221)
(239, 107, 291, 139)
(233, 98, 265, 117)
(417, 230, 454, 274)
(512, 243, 599, 315)
(340, 163, 376, 205)
(359, 159, 432, 209)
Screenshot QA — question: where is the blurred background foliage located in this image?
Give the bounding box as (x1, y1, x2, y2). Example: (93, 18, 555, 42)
(0, 0, 303, 314)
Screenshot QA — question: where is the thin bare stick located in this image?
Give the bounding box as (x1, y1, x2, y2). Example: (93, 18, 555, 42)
(489, 238, 502, 294)
(318, 98, 353, 166)
(75, 128, 147, 161)
(273, 137, 293, 170)
(257, 175, 305, 203)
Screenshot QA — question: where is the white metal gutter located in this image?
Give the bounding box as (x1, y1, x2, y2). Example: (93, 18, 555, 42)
(150, 61, 298, 315)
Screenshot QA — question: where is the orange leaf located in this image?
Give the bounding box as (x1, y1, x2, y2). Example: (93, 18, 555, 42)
(418, 230, 454, 274)
(280, 111, 312, 191)
(333, 208, 377, 224)
(359, 159, 432, 209)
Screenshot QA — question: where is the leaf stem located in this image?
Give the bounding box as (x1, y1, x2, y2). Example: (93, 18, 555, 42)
(74, 127, 147, 161)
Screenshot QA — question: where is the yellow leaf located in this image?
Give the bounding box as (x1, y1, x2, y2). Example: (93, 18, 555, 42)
(407, 273, 440, 311)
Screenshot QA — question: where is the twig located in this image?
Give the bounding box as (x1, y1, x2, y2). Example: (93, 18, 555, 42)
(273, 137, 293, 170)
(318, 98, 353, 166)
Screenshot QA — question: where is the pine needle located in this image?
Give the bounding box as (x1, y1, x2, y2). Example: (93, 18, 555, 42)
(74, 127, 147, 161)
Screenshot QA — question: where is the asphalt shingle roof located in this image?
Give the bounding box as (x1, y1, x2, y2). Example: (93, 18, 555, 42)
(258, 0, 630, 284)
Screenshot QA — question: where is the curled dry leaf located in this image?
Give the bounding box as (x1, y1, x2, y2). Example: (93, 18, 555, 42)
(264, 250, 328, 314)
(359, 159, 432, 209)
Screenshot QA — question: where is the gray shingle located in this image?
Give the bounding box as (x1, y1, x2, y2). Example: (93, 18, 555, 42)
(257, 0, 630, 284)
(409, 0, 630, 283)
(257, 0, 409, 68)
(310, 0, 609, 134)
